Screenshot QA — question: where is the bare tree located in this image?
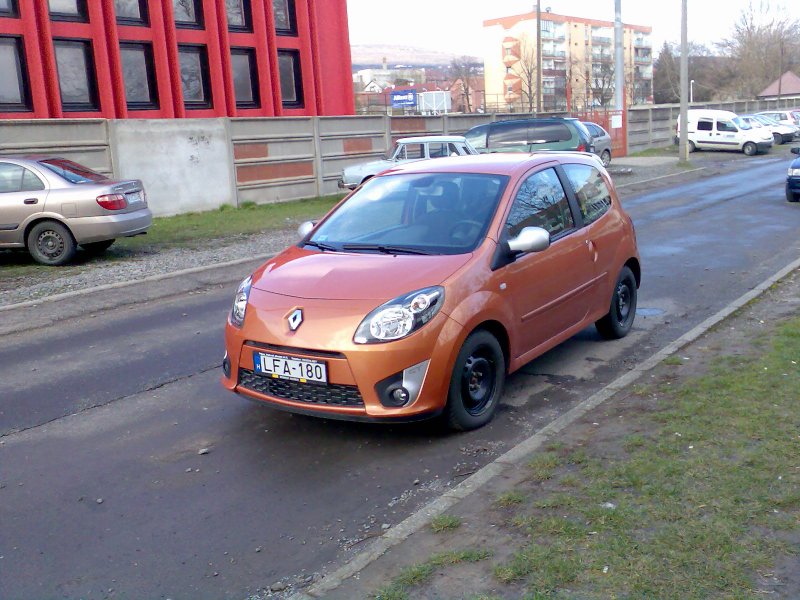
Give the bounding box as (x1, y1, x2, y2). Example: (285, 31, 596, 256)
(448, 56, 479, 113)
(512, 34, 538, 113)
(590, 47, 615, 108)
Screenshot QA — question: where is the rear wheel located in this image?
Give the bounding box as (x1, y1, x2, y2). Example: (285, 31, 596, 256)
(596, 266, 638, 340)
(80, 239, 115, 255)
(444, 330, 505, 431)
(600, 149, 611, 167)
(743, 142, 757, 156)
(688, 140, 696, 153)
(27, 221, 76, 266)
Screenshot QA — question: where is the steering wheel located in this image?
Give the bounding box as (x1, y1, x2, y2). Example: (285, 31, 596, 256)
(449, 220, 483, 243)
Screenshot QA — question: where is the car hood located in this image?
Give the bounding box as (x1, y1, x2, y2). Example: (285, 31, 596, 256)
(251, 246, 471, 300)
(342, 159, 395, 180)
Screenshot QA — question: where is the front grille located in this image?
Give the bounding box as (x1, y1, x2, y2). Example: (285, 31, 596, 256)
(238, 369, 364, 407)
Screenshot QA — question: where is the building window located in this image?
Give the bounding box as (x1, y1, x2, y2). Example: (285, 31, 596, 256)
(115, 0, 148, 25)
(231, 48, 259, 108)
(49, 0, 88, 22)
(277, 49, 302, 107)
(173, 0, 203, 28)
(178, 44, 211, 108)
(53, 39, 99, 111)
(226, 0, 251, 31)
(120, 42, 158, 109)
(0, 37, 30, 111)
(273, 0, 296, 35)
(1, 0, 18, 18)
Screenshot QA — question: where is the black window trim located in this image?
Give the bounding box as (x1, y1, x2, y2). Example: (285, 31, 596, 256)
(273, 0, 297, 36)
(0, 0, 18, 18)
(0, 36, 32, 112)
(177, 43, 213, 109)
(227, 0, 253, 32)
(277, 48, 303, 109)
(49, 0, 89, 23)
(115, 0, 149, 26)
(119, 41, 159, 110)
(173, 0, 204, 29)
(230, 46, 260, 109)
(53, 37, 100, 112)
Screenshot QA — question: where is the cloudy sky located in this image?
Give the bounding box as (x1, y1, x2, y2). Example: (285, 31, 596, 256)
(346, 0, 785, 55)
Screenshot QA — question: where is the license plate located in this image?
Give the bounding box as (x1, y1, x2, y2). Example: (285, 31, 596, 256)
(253, 351, 328, 384)
(126, 191, 143, 204)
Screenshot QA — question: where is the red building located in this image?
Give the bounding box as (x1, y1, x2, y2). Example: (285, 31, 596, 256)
(0, 0, 354, 119)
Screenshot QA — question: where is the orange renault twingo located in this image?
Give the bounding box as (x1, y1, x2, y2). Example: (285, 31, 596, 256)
(222, 153, 640, 430)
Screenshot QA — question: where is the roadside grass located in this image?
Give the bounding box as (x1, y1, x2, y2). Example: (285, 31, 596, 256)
(374, 549, 492, 600)
(0, 194, 343, 281)
(489, 315, 800, 597)
(629, 145, 678, 157)
(430, 514, 462, 533)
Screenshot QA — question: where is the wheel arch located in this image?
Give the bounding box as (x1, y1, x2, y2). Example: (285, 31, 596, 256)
(624, 257, 641, 288)
(23, 216, 75, 249)
(465, 320, 511, 375)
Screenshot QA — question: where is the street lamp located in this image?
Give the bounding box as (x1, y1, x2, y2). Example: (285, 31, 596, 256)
(690, 79, 694, 103)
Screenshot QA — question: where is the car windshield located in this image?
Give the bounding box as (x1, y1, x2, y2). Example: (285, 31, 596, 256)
(754, 115, 777, 126)
(38, 159, 108, 184)
(733, 117, 751, 130)
(307, 172, 509, 255)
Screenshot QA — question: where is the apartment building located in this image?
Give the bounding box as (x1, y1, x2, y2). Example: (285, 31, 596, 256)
(483, 10, 652, 112)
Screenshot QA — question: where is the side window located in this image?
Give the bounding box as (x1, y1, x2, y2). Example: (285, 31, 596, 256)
(505, 168, 574, 238)
(488, 121, 528, 150)
(403, 144, 424, 160)
(464, 124, 488, 151)
(428, 143, 448, 158)
(22, 168, 45, 191)
(528, 123, 572, 145)
(563, 164, 612, 226)
(697, 119, 713, 131)
(717, 120, 737, 133)
(448, 143, 461, 156)
(0, 162, 24, 193)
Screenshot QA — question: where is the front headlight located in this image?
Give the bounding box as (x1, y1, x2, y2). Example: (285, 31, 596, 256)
(354, 286, 444, 344)
(788, 168, 800, 177)
(230, 275, 253, 328)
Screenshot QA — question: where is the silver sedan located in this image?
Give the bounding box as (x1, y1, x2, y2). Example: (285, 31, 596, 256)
(0, 156, 152, 265)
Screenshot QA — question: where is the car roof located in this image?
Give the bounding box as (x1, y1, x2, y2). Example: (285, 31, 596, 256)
(379, 152, 599, 177)
(396, 135, 468, 144)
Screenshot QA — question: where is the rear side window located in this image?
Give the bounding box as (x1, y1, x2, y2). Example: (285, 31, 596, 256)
(428, 143, 448, 158)
(505, 168, 574, 237)
(488, 121, 529, 149)
(697, 119, 713, 131)
(528, 123, 572, 145)
(0, 162, 45, 193)
(563, 164, 612, 226)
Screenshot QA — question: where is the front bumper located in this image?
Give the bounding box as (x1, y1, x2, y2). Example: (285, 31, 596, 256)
(337, 178, 358, 190)
(756, 140, 774, 152)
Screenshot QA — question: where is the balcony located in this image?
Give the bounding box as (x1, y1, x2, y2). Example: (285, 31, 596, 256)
(592, 36, 612, 45)
(542, 49, 567, 58)
(634, 37, 652, 48)
(634, 55, 652, 65)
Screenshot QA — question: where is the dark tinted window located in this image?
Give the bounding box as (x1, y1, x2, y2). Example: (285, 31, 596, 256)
(506, 168, 574, 237)
(115, 0, 148, 24)
(0, 37, 30, 111)
(697, 119, 713, 131)
(563, 164, 612, 225)
(488, 121, 529, 149)
(273, 0, 296, 34)
(278, 50, 302, 107)
(528, 122, 572, 145)
(464, 124, 488, 151)
(178, 45, 212, 108)
(53, 39, 99, 111)
(0, 163, 43, 193)
(39, 159, 107, 183)
(173, 0, 202, 27)
(120, 43, 158, 109)
(231, 48, 259, 108)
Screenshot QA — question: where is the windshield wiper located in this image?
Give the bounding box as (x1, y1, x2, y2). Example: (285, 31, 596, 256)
(341, 244, 432, 255)
(304, 240, 339, 252)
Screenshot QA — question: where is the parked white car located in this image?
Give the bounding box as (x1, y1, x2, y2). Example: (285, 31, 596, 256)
(676, 109, 773, 155)
(338, 135, 479, 190)
(757, 109, 800, 130)
(740, 114, 798, 145)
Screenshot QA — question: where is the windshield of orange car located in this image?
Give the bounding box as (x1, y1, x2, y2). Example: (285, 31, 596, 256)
(306, 173, 508, 255)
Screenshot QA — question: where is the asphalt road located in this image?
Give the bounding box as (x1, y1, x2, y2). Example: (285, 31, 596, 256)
(1, 153, 799, 599)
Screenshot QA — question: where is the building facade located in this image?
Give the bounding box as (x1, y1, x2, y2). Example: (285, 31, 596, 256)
(483, 10, 652, 113)
(0, 0, 354, 119)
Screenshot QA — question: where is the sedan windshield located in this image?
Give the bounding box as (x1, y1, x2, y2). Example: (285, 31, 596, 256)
(307, 173, 509, 255)
(38, 159, 108, 184)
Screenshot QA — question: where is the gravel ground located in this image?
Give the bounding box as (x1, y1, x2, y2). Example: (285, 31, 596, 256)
(0, 149, 787, 308)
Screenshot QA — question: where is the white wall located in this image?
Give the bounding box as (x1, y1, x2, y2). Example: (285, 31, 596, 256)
(110, 119, 236, 217)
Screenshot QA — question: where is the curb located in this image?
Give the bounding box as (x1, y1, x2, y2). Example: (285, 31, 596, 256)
(288, 255, 800, 600)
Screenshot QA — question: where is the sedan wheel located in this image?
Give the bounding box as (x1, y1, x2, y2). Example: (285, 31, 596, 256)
(27, 221, 76, 266)
(601, 149, 611, 167)
(445, 331, 505, 431)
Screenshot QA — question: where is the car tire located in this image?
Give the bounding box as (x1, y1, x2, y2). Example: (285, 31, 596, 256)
(787, 189, 799, 203)
(688, 141, 696, 153)
(444, 330, 505, 431)
(773, 133, 782, 145)
(80, 239, 115, 255)
(27, 221, 76, 266)
(743, 142, 757, 156)
(600, 149, 611, 167)
(595, 266, 637, 340)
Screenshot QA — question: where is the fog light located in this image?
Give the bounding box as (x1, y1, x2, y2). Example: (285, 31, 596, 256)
(375, 359, 431, 408)
(392, 387, 410, 404)
(222, 352, 231, 378)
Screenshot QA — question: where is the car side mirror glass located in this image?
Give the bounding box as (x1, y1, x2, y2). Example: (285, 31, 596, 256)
(297, 220, 316, 239)
(508, 226, 550, 254)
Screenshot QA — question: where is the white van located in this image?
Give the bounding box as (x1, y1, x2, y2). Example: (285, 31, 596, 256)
(676, 109, 773, 155)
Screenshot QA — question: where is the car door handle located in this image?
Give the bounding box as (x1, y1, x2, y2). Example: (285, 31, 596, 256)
(23, 198, 39, 205)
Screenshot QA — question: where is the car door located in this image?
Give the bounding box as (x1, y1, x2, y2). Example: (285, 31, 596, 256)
(714, 118, 740, 149)
(498, 166, 594, 358)
(693, 118, 715, 148)
(0, 161, 48, 245)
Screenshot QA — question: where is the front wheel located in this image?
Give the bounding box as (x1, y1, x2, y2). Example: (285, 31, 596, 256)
(444, 330, 505, 431)
(600, 149, 611, 167)
(743, 142, 757, 156)
(27, 221, 76, 266)
(787, 188, 799, 203)
(596, 266, 638, 340)
(773, 133, 783, 145)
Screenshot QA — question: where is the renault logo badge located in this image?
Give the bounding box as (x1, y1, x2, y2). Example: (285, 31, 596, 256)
(287, 308, 303, 331)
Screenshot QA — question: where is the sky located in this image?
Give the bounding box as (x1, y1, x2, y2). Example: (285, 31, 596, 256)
(346, 0, 787, 56)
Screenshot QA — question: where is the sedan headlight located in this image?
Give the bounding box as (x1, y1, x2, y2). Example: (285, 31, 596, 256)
(354, 286, 444, 344)
(788, 168, 800, 177)
(230, 275, 253, 328)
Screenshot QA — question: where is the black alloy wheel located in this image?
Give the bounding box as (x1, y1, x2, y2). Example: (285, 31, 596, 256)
(596, 266, 638, 340)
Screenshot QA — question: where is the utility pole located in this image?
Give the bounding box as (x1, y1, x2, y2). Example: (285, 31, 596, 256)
(536, 1, 542, 114)
(678, 0, 688, 162)
(614, 0, 624, 110)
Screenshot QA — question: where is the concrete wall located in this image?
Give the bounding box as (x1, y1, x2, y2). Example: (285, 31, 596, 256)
(110, 119, 236, 217)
